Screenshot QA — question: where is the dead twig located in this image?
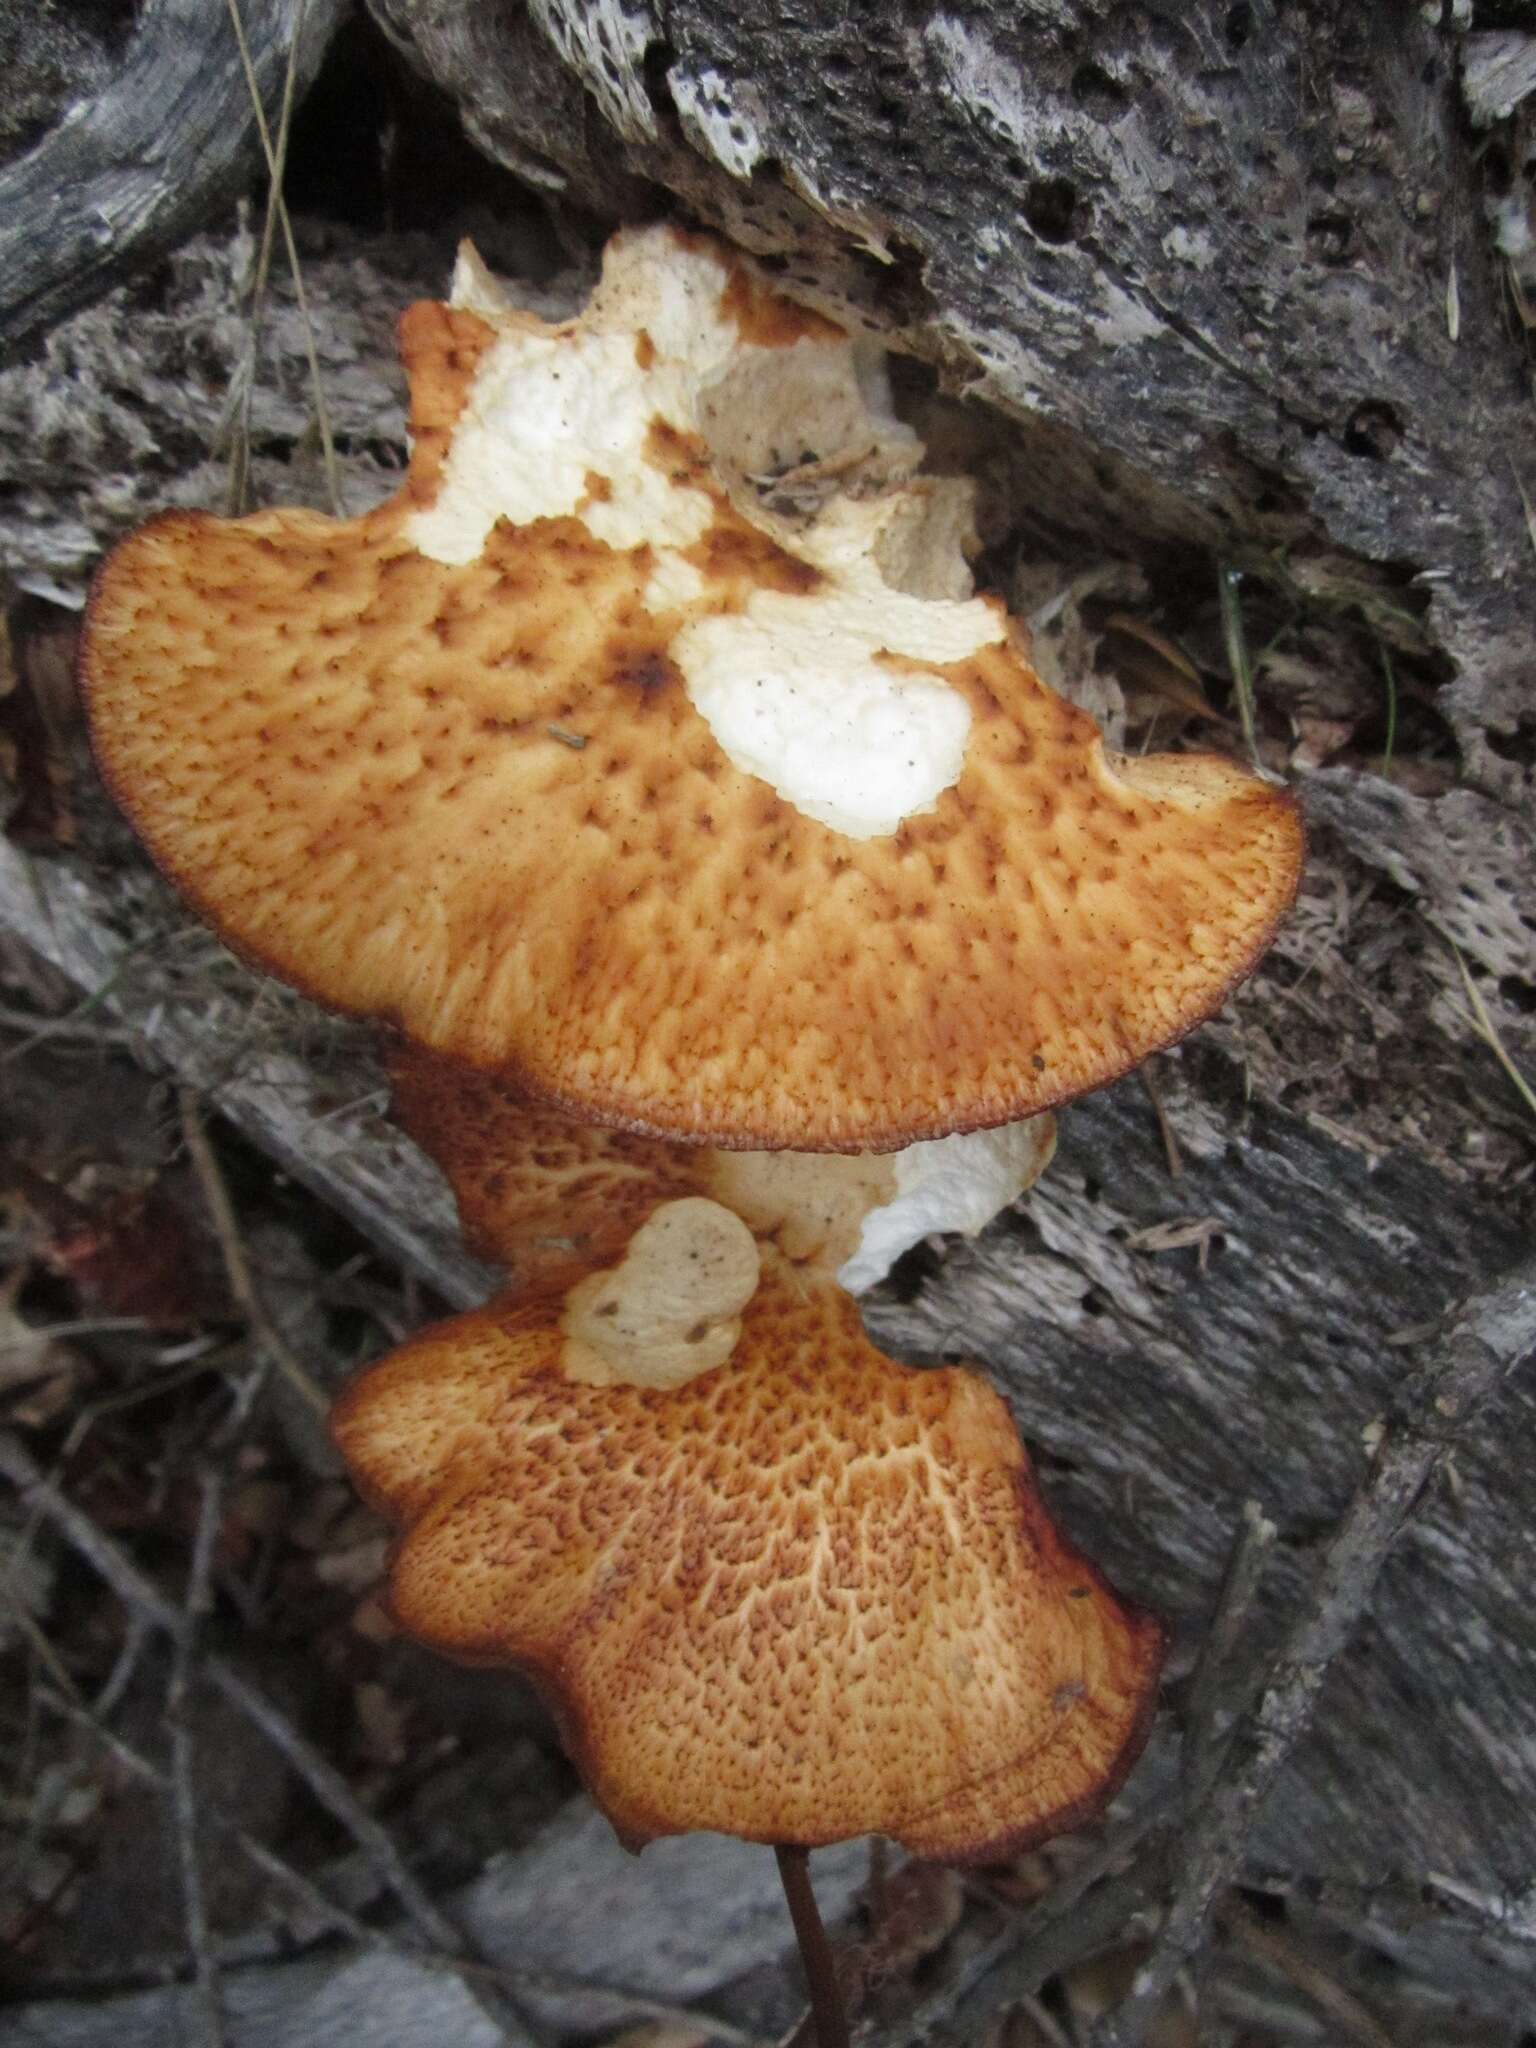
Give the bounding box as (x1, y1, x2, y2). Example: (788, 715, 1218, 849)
(1176, 1498, 1278, 2032)
(1089, 1252, 1536, 2047)
(891, 1795, 1174, 2048)
(43, 1692, 765, 2045)
(166, 1466, 227, 2048)
(178, 1086, 327, 1418)
(1181, 1500, 1277, 1814)
(0, 1001, 140, 1050)
(1218, 1896, 1395, 2048)
(92, 1608, 150, 1718)
(0, 1429, 544, 2048)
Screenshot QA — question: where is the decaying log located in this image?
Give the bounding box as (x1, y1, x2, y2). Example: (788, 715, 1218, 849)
(368, 0, 1536, 788)
(0, 0, 346, 359)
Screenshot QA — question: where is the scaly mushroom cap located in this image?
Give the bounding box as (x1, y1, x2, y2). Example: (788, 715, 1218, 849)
(332, 1251, 1162, 1859)
(83, 225, 1301, 1149)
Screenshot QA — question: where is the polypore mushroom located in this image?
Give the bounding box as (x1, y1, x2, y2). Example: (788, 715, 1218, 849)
(330, 1047, 1155, 1861)
(82, 224, 1302, 1150)
(322, 1057, 1156, 2048)
(333, 1229, 1161, 1861)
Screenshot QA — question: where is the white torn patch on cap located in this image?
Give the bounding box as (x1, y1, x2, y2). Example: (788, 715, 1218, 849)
(408, 226, 994, 840)
(673, 584, 994, 839)
(406, 233, 743, 566)
(837, 1117, 1057, 1295)
(405, 326, 718, 562)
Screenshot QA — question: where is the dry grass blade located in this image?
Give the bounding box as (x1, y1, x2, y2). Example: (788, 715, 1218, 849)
(1446, 939, 1536, 1123)
(1377, 644, 1397, 781)
(223, 0, 342, 517)
(178, 1086, 328, 1417)
(1136, 1061, 1183, 1180)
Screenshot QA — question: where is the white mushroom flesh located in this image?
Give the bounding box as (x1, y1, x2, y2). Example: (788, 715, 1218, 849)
(837, 1117, 1059, 1295)
(406, 228, 1000, 841)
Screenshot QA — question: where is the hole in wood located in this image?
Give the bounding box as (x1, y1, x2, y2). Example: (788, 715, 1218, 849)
(1023, 175, 1081, 244)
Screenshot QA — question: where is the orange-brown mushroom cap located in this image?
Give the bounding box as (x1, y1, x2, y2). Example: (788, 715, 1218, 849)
(332, 1253, 1162, 1860)
(82, 225, 1301, 1149)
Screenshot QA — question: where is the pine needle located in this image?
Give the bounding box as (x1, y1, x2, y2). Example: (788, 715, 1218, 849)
(1379, 643, 1398, 781)
(224, 0, 343, 517)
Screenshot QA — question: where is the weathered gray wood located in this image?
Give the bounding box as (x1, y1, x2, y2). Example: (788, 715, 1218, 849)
(0, 833, 493, 1323)
(0, 0, 346, 360)
(0, 1951, 507, 2048)
(0, 1798, 868, 2045)
(367, 0, 1536, 789)
(871, 1082, 1536, 1897)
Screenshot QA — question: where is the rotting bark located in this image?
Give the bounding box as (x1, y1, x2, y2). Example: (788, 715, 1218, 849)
(0, 0, 346, 360)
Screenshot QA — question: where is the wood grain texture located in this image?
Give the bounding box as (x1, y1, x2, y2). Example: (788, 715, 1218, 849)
(0, 0, 345, 357)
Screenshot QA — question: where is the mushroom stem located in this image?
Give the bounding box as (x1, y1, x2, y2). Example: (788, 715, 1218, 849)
(774, 1843, 851, 2048)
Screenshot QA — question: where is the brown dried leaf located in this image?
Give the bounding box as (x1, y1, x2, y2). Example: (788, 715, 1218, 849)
(42, 1181, 213, 1329)
(856, 1858, 965, 1993)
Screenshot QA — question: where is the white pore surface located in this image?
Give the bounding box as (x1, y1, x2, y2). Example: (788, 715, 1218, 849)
(408, 227, 994, 840)
(837, 1119, 1056, 1295)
